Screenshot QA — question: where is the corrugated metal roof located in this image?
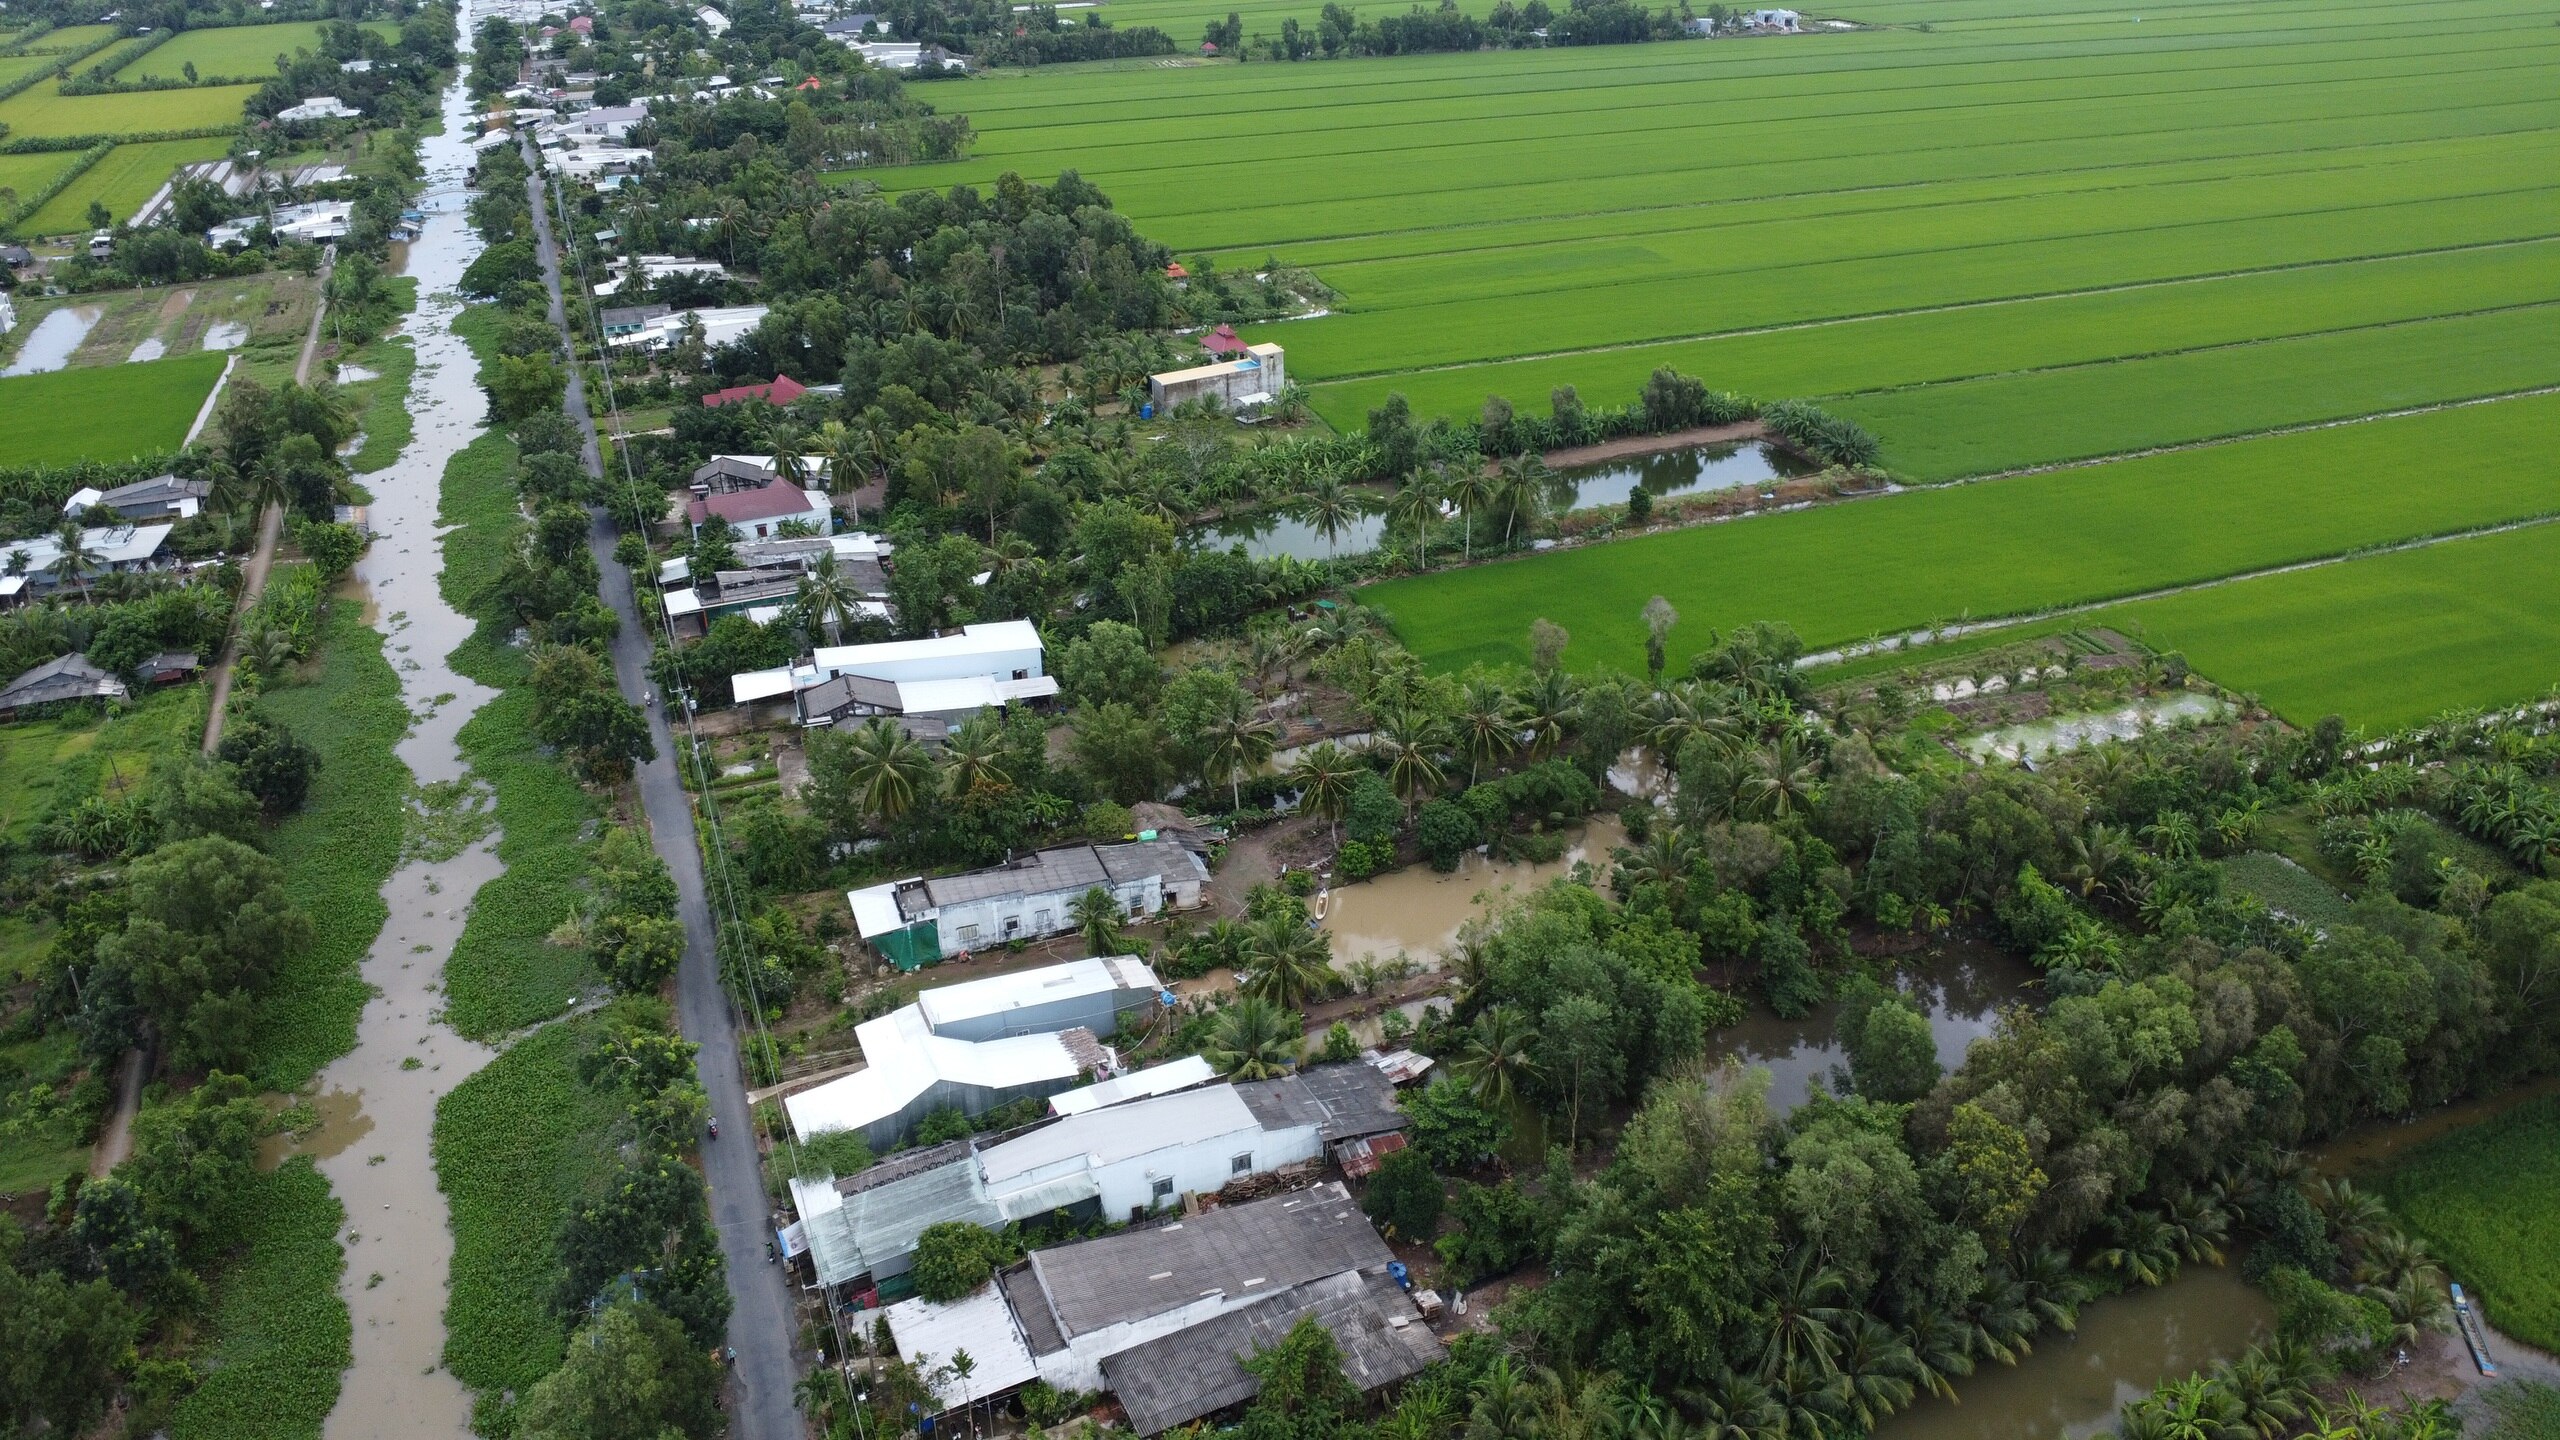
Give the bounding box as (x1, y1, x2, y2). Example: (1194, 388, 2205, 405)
(913, 957, 1151, 1027)
(1103, 1269, 1443, 1434)
(1051, 1057, 1218, 1116)
(979, 1086, 1259, 1188)
(1024, 1183, 1389, 1340)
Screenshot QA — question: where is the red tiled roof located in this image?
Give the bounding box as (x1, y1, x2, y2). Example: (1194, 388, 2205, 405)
(1202, 323, 1247, 356)
(687, 483, 822, 527)
(1164, 261, 1189, 280)
(796, 75, 822, 89)
(701, 374, 807, 408)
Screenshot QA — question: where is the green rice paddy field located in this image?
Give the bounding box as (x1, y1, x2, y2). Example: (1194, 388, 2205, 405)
(0, 81, 264, 139)
(116, 20, 398, 80)
(0, 353, 227, 467)
(885, 0, 2560, 462)
(19, 135, 234, 233)
(1356, 392, 2560, 718)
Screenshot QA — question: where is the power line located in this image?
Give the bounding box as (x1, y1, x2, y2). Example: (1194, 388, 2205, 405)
(544, 168, 870, 1421)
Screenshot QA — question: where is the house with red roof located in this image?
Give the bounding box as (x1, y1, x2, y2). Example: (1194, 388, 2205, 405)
(702, 374, 809, 408)
(1163, 261, 1188, 283)
(1200, 324, 1248, 358)
(687, 480, 834, 539)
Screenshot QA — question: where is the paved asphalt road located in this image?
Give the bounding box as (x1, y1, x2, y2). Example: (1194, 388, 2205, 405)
(520, 144, 805, 1440)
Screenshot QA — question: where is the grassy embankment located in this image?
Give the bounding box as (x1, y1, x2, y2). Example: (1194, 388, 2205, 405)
(429, 306, 618, 1431)
(2372, 1093, 2560, 1353)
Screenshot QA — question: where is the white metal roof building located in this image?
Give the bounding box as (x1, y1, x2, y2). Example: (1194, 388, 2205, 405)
(1147, 343, 1284, 413)
(1050, 1056, 1217, 1116)
(843, 840, 1206, 963)
(783, 957, 1161, 1146)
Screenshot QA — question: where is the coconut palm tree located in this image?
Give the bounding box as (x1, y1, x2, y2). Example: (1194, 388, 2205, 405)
(1070, 886, 1129, 956)
(1446, 465, 1495, 564)
(2212, 1343, 2309, 1439)
(1455, 1006, 1538, 1107)
(1900, 1313, 1975, 1403)
(794, 550, 867, 647)
(49, 519, 101, 604)
(1385, 468, 1445, 570)
(1684, 1369, 1784, 1440)
(1294, 475, 1377, 557)
(768, 419, 810, 486)
(1200, 693, 1282, 813)
(2163, 1189, 2231, 1266)
(1648, 681, 1738, 769)
(1960, 1271, 2041, 1367)
(1287, 741, 1364, 842)
(1203, 996, 1300, 1079)
(1453, 680, 1519, 786)
(1741, 733, 1823, 820)
(1518, 669, 1580, 759)
(1760, 1253, 1853, 1378)
(941, 713, 1011, 799)
(1612, 826, 1698, 911)
(1373, 708, 1450, 809)
(1241, 910, 1337, 1011)
(834, 717, 935, 826)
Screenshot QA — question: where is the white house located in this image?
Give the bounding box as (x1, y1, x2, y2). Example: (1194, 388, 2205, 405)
(548, 145, 654, 181)
(274, 95, 362, 123)
(64, 475, 208, 522)
(207, 199, 353, 247)
(844, 837, 1203, 963)
(783, 956, 1163, 1146)
(732, 617, 1047, 708)
(605, 303, 767, 352)
(976, 1083, 1325, 1225)
(1746, 7, 1800, 27)
(697, 3, 731, 33)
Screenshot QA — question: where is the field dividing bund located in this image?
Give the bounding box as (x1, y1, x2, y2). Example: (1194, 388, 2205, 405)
(1355, 392, 2560, 679)
(0, 80, 263, 137)
(0, 354, 227, 467)
(21, 135, 233, 233)
(1304, 238, 2560, 428)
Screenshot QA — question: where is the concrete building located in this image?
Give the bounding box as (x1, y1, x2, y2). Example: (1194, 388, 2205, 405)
(1147, 343, 1284, 413)
(731, 618, 1046, 706)
(207, 200, 353, 247)
(661, 531, 888, 633)
(879, 1183, 1440, 1425)
(597, 302, 671, 338)
(783, 956, 1162, 1146)
(845, 836, 1204, 965)
(698, 3, 732, 34)
(1746, 7, 1800, 26)
(605, 303, 767, 352)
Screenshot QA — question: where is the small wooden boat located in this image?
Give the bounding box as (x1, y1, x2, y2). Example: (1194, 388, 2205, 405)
(2452, 1282, 2499, 1377)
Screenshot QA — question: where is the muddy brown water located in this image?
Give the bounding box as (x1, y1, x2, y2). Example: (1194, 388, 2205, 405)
(1711, 940, 2038, 1114)
(1884, 1264, 2276, 1439)
(1321, 815, 1626, 968)
(284, 49, 507, 1440)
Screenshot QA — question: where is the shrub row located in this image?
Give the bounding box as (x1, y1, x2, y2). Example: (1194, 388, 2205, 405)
(0, 27, 124, 105)
(1, 140, 113, 231)
(0, 125, 238, 153)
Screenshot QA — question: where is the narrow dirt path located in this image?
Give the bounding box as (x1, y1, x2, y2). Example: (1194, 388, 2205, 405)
(199, 246, 336, 757)
(84, 1045, 147, 1178)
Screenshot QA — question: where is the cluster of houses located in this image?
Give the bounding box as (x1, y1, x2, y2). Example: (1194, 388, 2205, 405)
(660, 529, 888, 631)
(777, 958, 1444, 1433)
(207, 198, 356, 248)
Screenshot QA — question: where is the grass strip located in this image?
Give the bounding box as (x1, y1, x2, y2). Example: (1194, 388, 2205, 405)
(2371, 1093, 2560, 1354)
(433, 1020, 618, 1435)
(167, 1158, 353, 1440)
(246, 595, 409, 1090)
(434, 305, 597, 1039)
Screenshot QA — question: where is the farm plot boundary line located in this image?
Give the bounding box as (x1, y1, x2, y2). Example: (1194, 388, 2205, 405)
(1208, 123, 2559, 272)
(942, 46, 2560, 186)
(1297, 226, 2560, 385)
(1276, 172, 2560, 322)
(1806, 295, 2560, 403)
(946, 3, 2554, 123)
(1797, 510, 2560, 672)
(1163, 112, 2560, 260)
